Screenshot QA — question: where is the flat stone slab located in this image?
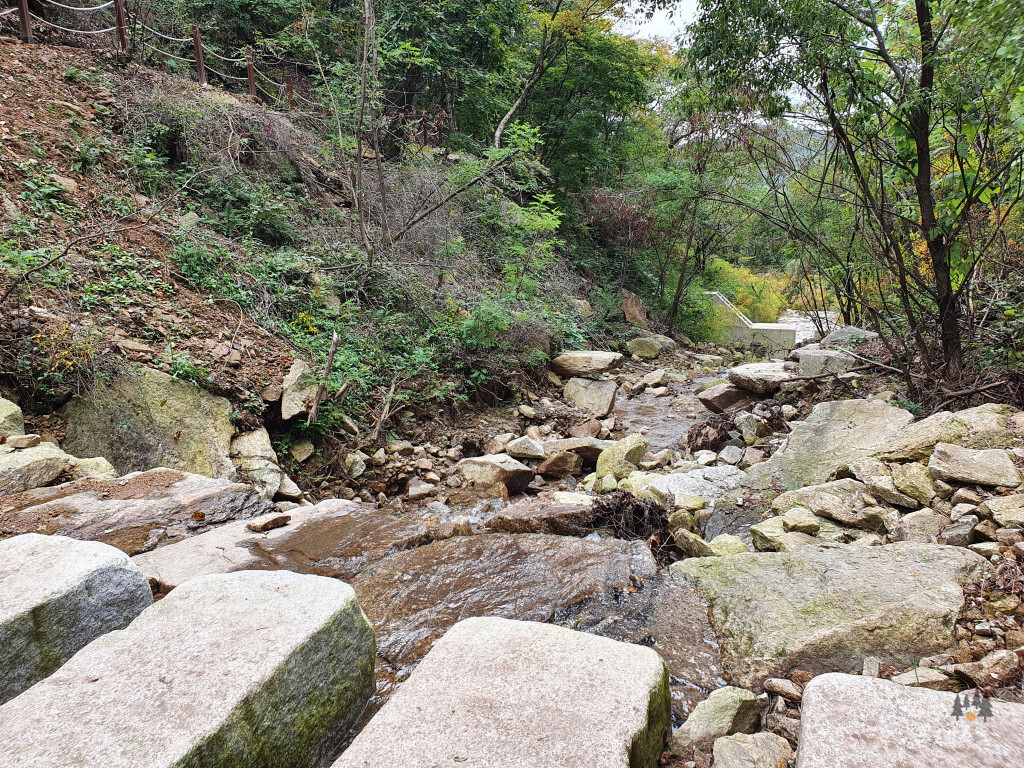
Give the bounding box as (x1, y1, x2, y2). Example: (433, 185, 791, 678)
(486, 499, 596, 536)
(551, 351, 625, 377)
(727, 363, 797, 395)
(334, 617, 671, 768)
(0, 534, 152, 705)
(0, 570, 376, 768)
(132, 500, 431, 591)
(673, 543, 986, 688)
(649, 466, 747, 506)
(747, 399, 915, 491)
(0, 469, 275, 555)
(798, 673, 1024, 767)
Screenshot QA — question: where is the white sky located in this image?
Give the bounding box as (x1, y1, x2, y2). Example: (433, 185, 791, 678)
(616, 1, 700, 42)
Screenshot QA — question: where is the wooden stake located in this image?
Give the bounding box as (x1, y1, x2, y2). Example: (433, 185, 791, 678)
(246, 50, 256, 99)
(113, 0, 128, 52)
(285, 74, 294, 110)
(16, 0, 33, 43)
(192, 26, 206, 85)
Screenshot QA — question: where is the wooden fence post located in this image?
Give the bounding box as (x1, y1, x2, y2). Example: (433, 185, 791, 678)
(16, 0, 33, 43)
(246, 50, 256, 99)
(285, 74, 294, 110)
(192, 26, 205, 85)
(113, 0, 128, 52)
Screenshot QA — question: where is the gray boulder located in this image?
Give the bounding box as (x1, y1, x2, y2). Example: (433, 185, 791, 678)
(457, 454, 534, 493)
(0, 534, 152, 705)
(928, 443, 1021, 487)
(747, 400, 914, 491)
(230, 427, 283, 499)
(550, 351, 624, 377)
(649, 466, 747, 507)
(1, 468, 274, 555)
(0, 571, 375, 768)
(673, 543, 986, 687)
(728, 363, 797, 395)
(62, 367, 235, 479)
(820, 325, 878, 348)
(281, 359, 319, 421)
(0, 442, 72, 495)
(798, 673, 1024, 768)
(564, 377, 618, 417)
(712, 733, 793, 768)
(670, 686, 760, 754)
(797, 348, 858, 376)
(333, 616, 670, 768)
(876, 404, 1019, 462)
(0, 397, 24, 437)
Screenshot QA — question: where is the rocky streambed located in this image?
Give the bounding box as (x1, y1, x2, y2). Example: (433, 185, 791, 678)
(2, 330, 1024, 767)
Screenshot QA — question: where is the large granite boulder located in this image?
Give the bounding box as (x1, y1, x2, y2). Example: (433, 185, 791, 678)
(0, 534, 152, 704)
(0, 571, 376, 768)
(0, 442, 73, 495)
(457, 454, 534, 493)
(797, 348, 858, 376)
(230, 427, 283, 499)
(746, 399, 915, 491)
(798, 673, 1024, 768)
(649, 466, 747, 507)
(0, 397, 25, 437)
(550, 351, 624, 377)
(626, 337, 663, 359)
(62, 367, 235, 479)
(673, 543, 986, 687)
(928, 443, 1021, 487)
(280, 359, 319, 421)
(486, 499, 596, 536)
(334, 617, 670, 768)
(876, 403, 1019, 462)
(0, 469, 274, 555)
(727, 363, 797, 395)
(564, 377, 618, 417)
(820, 325, 878, 348)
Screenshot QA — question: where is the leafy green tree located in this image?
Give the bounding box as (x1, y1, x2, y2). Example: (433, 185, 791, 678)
(688, 0, 1024, 378)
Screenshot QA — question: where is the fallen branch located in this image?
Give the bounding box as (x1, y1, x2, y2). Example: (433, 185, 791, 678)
(306, 330, 340, 427)
(933, 379, 1007, 412)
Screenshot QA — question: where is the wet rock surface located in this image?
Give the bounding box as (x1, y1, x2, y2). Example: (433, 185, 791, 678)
(349, 533, 723, 720)
(0, 469, 275, 555)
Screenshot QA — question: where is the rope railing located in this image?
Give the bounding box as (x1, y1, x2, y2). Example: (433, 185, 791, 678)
(2, 0, 302, 110)
(37, 0, 114, 12)
(29, 12, 116, 35)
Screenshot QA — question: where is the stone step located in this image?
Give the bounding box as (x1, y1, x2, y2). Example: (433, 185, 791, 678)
(333, 616, 670, 768)
(0, 533, 152, 705)
(798, 672, 1024, 767)
(0, 570, 376, 768)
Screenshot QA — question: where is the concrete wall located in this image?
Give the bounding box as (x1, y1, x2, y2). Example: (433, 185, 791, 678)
(706, 292, 796, 353)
